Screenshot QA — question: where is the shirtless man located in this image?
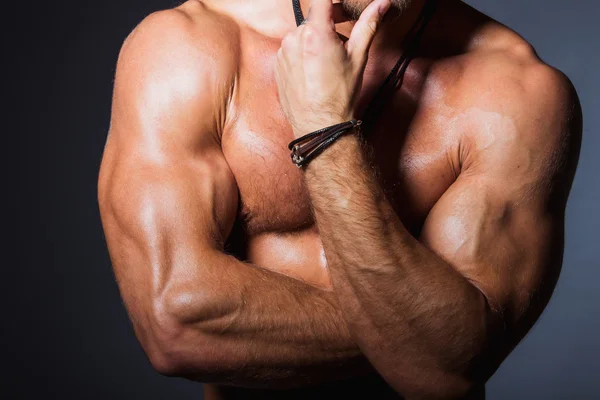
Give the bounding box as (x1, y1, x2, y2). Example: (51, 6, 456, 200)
(97, 0, 582, 398)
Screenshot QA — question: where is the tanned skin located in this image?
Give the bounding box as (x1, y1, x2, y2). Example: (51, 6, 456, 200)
(98, 0, 582, 399)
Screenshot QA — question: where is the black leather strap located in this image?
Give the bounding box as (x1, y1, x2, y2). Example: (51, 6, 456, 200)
(292, 0, 306, 26)
(289, 119, 362, 167)
(360, 0, 438, 132)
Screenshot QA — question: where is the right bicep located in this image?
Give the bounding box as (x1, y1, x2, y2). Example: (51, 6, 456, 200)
(99, 153, 238, 287)
(98, 8, 239, 305)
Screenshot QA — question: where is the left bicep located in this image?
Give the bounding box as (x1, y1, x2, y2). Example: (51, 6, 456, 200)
(418, 60, 581, 331)
(419, 168, 564, 327)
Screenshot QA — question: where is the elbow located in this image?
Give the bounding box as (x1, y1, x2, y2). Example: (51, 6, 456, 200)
(146, 340, 185, 377)
(141, 287, 224, 377)
(142, 308, 192, 377)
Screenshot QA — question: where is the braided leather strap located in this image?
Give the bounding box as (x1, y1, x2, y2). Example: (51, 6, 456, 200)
(288, 119, 362, 168)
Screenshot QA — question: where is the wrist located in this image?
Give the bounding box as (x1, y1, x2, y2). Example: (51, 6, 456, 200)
(304, 131, 362, 175)
(289, 116, 362, 168)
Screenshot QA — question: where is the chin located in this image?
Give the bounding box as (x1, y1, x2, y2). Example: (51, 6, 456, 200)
(340, 0, 414, 20)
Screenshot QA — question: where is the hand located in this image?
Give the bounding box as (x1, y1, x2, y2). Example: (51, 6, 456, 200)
(274, 0, 392, 138)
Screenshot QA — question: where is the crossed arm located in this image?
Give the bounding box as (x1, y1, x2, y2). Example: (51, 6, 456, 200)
(98, 6, 581, 397)
(98, 8, 374, 388)
(298, 55, 582, 397)
(302, 112, 575, 397)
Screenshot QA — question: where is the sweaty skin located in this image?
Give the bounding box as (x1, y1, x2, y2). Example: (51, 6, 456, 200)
(98, 0, 582, 399)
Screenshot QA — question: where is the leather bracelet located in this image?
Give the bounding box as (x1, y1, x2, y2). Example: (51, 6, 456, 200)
(288, 119, 362, 168)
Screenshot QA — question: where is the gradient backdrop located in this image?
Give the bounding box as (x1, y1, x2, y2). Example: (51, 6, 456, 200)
(13, 0, 599, 398)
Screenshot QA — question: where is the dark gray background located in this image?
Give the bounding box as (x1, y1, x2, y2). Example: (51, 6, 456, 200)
(12, 0, 598, 398)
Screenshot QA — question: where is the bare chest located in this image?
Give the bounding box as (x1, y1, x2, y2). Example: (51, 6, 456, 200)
(221, 37, 457, 241)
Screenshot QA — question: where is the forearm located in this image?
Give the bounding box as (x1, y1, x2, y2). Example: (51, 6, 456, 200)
(157, 249, 374, 388)
(303, 134, 495, 397)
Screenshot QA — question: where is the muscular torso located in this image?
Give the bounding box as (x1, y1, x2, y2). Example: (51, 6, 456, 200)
(175, 0, 530, 398)
(220, 2, 457, 287)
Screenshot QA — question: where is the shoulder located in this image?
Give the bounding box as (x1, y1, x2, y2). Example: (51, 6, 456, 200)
(434, 37, 580, 173)
(122, 0, 239, 59)
(434, 35, 580, 129)
(426, 0, 581, 135)
(423, 34, 582, 201)
(110, 1, 242, 142)
(115, 0, 241, 90)
(118, 0, 241, 68)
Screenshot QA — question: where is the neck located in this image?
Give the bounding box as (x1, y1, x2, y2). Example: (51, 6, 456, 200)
(297, 0, 429, 53)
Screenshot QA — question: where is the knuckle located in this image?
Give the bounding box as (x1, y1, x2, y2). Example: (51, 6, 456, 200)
(368, 19, 378, 34)
(281, 34, 292, 48)
(301, 24, 316, 39)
